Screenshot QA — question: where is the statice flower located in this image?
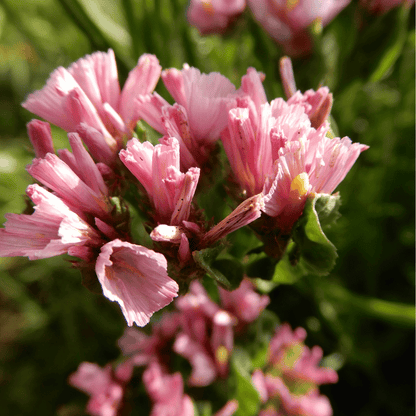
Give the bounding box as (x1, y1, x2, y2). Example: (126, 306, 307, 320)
(143, 361, 195, 416)
(173, 281, 236, 386)
(280, 57, 333, 130)
(120, 136, 200, 225)
(0, 184, 103, 260)
(247, 0, 351, 56)
(1, 123, 179, 328)
(219, 277, 270, 330)
(22, 50, 161, 162)
(136, 65, 237, 169)
(96, 240, 179, 327)
(251, 323, 338, 416)
(69, 361, 133, 416)
(118, 311, 181, 366)
(187, 0, 246, 34)
(222, 74, 368, 237)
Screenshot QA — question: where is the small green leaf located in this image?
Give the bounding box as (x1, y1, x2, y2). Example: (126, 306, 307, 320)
(231, 355, 261, 416)
(272, 248, 307, 284)
(370, 5, 410, 83)
(212, 259, 244, 290)
(313, 193, 342, 229)
(245, 254, 277, 281)
(194, 401, 212, 416)
(233, 346, 253, 375)
(291, 195, 338, 275)
(193, 245, 232, 289)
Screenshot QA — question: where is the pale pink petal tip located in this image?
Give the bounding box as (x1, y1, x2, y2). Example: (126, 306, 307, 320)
(95, 239, 178, 327)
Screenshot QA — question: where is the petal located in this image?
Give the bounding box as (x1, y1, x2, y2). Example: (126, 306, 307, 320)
(96, 240, 178, 327)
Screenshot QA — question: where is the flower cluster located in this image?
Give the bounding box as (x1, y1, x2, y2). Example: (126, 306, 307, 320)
(70, 277, 269, 415)
(252, 324, 338, 416)
(186, 0, 351, 55)
(186, 0, 415, 55)
(0, 49, 367, 330)
(69, 279, 337, 416)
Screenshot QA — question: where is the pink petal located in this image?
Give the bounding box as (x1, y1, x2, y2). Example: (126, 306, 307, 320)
(68, 49, 120, 114)
(27, 120, 55, 158)
(27, 154, 111, 219)
(173, 332, 217, 386)
(119, 54, 162, 129)
(96, 240, 178, 327)
(120, 138, 155, 196)
(68, 132, 108, 196)
(0, 184, 99, 260)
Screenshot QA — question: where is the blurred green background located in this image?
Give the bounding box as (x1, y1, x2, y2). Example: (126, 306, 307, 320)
(0, 0, 414, 415)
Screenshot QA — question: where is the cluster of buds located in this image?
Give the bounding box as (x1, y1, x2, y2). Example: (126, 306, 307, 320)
(0, 49, 367, 328)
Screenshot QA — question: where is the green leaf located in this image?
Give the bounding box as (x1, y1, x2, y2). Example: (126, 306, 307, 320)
(272, 247, 307, 284)
(212, 259, 244, 290)
(291, 195, 338, 275)
(245, 253, 277, 281)
(194, 401, 212, 416)
(313, 193, 342, 229)
(231, 354, 261, 416)
(370, 5, 410, 83)
(192, 245, 233, 289)
(321, 282, 415, 328)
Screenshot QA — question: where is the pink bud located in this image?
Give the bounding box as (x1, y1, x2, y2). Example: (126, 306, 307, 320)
(27, 120, 55, 158)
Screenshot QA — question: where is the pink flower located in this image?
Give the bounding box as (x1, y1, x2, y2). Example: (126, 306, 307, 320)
(269, 323, 338, 388)
(187, 0, 246, 34)
(117, 311, 180, 366)
(95, 239, 179, 327)
(222, 93, 368, 233)
(247, 0, 351, 56)
(22, 50, 161, 161)
(27, 151, 112, 221)
(262, 130, 368, 229)
(252, 324, 337, 416)
(163, 66, 237, 143)
(143, 361, 195, 416)
(120, 136, 200, 225)
(222, 98, 311, 197)
(219, 277, 270, 327)
(360, 0, 414, 14)
(0, 184, 102, 260)
(69, 361, 132, 416)
(280, 57, 332, 130)
(137, 65, 237, 169)
(264, 375, 333, 416)
(200, 193, 264, 247)
(173, 281, 236, 386)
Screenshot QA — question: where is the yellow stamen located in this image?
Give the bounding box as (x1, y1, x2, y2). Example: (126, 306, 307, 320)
(216, 345, 229, 365)
(290, 173, 310, 197)
(202, 0, 215, 15)
(286, 0, 299, 11)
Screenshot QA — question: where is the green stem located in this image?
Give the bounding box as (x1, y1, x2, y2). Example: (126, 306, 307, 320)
(322, 282, 415, 328)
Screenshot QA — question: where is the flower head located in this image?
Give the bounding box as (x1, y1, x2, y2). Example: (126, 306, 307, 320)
(22, 50, 161, 162)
